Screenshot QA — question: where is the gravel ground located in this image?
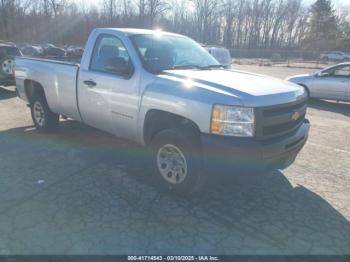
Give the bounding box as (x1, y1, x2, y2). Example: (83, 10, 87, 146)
(0, 65, 349, 254)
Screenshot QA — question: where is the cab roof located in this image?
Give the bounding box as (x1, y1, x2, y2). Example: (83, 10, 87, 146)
(98, 28, 185, 37)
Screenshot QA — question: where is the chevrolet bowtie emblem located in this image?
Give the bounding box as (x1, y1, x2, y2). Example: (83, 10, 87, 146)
(291, 111, 300, 121)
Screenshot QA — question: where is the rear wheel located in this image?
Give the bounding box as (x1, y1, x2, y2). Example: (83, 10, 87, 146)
(0, 56, 15, 77)
(149, 127, 207, 196)
(30, 95, 59, 132)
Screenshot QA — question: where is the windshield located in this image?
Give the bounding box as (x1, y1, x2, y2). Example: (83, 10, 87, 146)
(0, 46, 21, 56)
(130, 34, 221, 73)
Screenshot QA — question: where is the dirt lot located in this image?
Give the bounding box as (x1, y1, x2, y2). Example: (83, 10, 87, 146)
(0, 65, 349, 254)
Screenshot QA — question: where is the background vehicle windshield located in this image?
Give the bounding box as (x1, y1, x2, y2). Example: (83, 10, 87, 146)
(0, 46, 21, 57)
(131, 34, 220, 73)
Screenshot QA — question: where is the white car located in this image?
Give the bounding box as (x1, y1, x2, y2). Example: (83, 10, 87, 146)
(320, 51, 350, 62)
(287, 62, 350, 102)
(205, 46, 232, 69)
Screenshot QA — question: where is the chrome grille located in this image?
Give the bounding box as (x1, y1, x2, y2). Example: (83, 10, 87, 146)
(255, 99, 307, 140)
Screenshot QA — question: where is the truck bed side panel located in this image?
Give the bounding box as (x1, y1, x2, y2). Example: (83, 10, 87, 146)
(15, 57, 81, 121)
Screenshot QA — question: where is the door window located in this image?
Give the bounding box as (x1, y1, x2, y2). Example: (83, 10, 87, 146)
(323, 65, 350, 77)
(90, 34, 131, 75)
(331, 66, 350, 77)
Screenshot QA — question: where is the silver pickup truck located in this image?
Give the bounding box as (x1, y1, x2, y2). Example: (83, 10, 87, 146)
(15, 28, 310, 195)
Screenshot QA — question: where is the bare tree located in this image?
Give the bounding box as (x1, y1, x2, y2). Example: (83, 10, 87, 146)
(192, 0, 219, 43)
(136, 0, 146, 27)
(147, 0, 169, 27)
(0, 0, 348, 52)
(221, 0, 234, 48)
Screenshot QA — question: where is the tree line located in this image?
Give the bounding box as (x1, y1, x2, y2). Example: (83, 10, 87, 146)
(0, 0, 349, 51)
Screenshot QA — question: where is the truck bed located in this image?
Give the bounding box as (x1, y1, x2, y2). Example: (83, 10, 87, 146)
(15, 56, 82, 121)
(19, 56, 81, 66)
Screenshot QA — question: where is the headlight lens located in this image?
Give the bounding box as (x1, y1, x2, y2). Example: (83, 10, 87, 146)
(296, 86, 308, 98)
(211, 105, 255, 137)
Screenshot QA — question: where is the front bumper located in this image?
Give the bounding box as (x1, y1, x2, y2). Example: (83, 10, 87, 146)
(200, 119, 310, 172)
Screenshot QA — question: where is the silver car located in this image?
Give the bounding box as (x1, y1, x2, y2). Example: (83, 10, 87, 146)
(206, 46, 232, 69)
(287, 63, 350, 102)
(320, 51, 350, 62)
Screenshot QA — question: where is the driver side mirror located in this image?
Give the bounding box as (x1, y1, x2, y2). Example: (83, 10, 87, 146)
(104, 57, 133, 76)
(318, 71, 330, 77)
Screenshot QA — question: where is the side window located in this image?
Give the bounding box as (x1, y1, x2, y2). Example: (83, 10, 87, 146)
(333, 66, 350, 77)
(5, 47, 21, 56)
(90, 34, 130, 74)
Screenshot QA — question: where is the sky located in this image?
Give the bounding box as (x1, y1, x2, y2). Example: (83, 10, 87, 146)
(332, 0, 350, 9)
(71, 0, 350, 11)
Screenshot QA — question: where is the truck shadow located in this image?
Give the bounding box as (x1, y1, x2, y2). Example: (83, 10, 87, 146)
(1, 120, 350, 253)
(0, 88, 16, 101)
(308, 98, 350, 117)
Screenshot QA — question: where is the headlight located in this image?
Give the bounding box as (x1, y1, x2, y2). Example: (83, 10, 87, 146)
(296, 86, 308, 98)
(211, 105, 255, 137)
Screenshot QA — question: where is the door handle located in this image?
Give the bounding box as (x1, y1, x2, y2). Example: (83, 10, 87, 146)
(83, 80, 97, 88)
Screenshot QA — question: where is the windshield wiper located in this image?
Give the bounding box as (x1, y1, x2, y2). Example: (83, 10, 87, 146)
(167, 65, 203, 70)
(198, 64, 225, 69)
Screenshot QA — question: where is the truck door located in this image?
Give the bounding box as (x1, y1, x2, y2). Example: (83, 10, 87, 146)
(313, 64, 350, 100)
(78, 34, 140, 140)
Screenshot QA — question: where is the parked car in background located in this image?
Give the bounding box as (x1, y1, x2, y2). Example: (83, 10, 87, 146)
(20, 45, 43, 57)
(287, 62, 350, 102)
(0, 40, 15, 46)
(43, 43, 56, 49)
(15, 28, 309, 195)
(43, 44, 66, 57)
(17, 43, 29, 49)
(0, 43, 22, 89)
(204, 45, 232, 68)
(320, 51, 350, 62)
(66, 45, 84, 57)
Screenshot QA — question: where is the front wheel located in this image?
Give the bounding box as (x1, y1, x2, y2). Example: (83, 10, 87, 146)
(149, 128, 207, 196)
(30, 95, 59, 132)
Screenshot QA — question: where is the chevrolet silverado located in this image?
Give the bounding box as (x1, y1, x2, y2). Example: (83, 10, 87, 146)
(15, 28, 310, 195)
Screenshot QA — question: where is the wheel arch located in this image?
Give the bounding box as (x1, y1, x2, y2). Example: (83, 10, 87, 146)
(24, 79, 46, 104)
(143, 109, 201, 146)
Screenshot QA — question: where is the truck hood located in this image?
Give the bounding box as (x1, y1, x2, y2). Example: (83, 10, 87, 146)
(160, 69, 307, 107)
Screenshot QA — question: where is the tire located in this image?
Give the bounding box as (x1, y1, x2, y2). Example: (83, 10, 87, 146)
(30, 95, 59, 132)
(0, 56, 15, 77)
(149, 127, 207, 196)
